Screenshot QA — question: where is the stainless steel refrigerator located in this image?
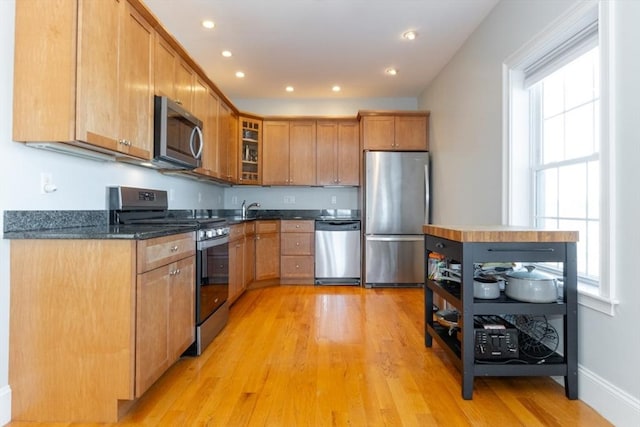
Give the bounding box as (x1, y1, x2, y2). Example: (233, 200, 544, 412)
(363, 151, 430, 287)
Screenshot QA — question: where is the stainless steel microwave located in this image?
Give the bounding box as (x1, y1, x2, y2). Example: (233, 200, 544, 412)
(153, 95, 203, 169)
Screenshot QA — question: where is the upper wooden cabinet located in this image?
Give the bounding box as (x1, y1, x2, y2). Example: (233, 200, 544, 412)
(316, 120, 360, 186)
(13, 0, 153, 160)
(359, 112, 430, 151)
(154, 35, 195, 112)
(262, 120, 317, 185)
(216, 104, 239, 183)
(191, 78, 219, 178)
(238, 116, 262, 185)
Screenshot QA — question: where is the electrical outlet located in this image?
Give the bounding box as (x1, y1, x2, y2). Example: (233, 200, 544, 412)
(331, 195, 337, 204)
(232, 196, 238, 204)
(40, 173, 54, 194)
(284, 195, 296, 204)
(169, 189, 175, 201)
(198, 192, 202, 203)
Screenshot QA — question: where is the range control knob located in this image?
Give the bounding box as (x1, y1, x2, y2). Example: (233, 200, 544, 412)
(206, 229, 216, 239)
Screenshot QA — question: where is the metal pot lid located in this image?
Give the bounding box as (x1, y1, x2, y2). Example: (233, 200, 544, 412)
(506, 265, 554, 281)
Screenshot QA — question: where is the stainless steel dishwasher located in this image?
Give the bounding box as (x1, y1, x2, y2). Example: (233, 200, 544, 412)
(315, 220, 361, 285)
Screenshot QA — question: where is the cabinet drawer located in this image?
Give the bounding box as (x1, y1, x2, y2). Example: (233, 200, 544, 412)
(244, 221, 256, 235)
(281, 220, 314, 233)
(256, 220, 280, 234)
(425, 235, 462, 262)
(281, 233, 314, 255)
(137, 232, 195, 273)
(281, 256, 314, 279)
(229, 224, 245, 241)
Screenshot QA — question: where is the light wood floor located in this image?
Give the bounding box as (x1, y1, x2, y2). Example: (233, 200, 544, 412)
(9, 286, 611, 426)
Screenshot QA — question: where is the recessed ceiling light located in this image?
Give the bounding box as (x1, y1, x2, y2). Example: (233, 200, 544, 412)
(385, 68, 398, 76)
(285, 86, 294, 92)
(332, 85, 341, 92)
(201, 20, 215, 29)
(235, 71, 245, 78)
(221, 50, 232, 58)
(402, 31, 417, 40)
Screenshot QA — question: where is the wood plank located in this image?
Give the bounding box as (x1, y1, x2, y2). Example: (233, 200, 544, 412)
(7, 286, 610, 426)
(423, 225, 579, 243)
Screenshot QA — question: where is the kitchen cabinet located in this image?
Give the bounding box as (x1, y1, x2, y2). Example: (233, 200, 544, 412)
(244, 221, 257, 287)
(13, 0, 154, 160)
(262, 120, 317, 185)
(9, 232, 195, 422)
(191, 78, 220, 178)
(280, 220, 315, 285)
(229, 223, 246, 304)
(218, 101, 238, 183)
(316, 120, 360, 186)
(239, 116, 262, 184)
(254, 220, 281, 282)
(423, 225, 578, 400)
(359, 111, 429, 151)
(154, 35, 196, 112)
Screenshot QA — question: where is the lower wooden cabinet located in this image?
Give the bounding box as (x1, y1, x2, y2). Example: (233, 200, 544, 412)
(280, 220, 315, 285)
(255, 220, 280, 282)
(9, 232, 195, 422)
(229, 223, 246, 303)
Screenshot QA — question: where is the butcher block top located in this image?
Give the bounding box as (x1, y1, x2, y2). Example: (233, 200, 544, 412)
(423, 225, 579, 243)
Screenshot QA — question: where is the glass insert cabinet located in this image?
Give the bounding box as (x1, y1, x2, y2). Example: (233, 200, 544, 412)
(239, 116, 261, 184)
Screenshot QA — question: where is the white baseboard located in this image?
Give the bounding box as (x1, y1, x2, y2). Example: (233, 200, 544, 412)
(554, 365, 640, 427)
(0, 385, 10, 426)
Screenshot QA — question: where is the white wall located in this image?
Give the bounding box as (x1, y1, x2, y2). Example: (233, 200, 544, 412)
(419, 1, 640, 425)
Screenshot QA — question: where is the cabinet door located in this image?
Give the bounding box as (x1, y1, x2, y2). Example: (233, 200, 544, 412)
(136, 264, 170, 397)
(192, 78, 215, 176)
(168, 257, 195, 361)
(154, 35, 177, 99)
(316, 122, 338, 185)
(174, 59, 195, 113)
(289, 121, 317, 185)
(395, 116, 428, 150)
(119, 1, 153, 159)
(337, 121, 360, 185)
(361, 116, 395, 150)
(244, 234, 256, 287)
(228, 110, 239, 183)
(255, 231, 280, 280)
(229, 238, 245, 303)
(75, 0, 121, 148)
(262, 121, 290, 185)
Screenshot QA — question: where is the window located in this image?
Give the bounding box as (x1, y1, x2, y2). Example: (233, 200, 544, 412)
(504, 2, 616, 315)
(531, 46, 600, 284)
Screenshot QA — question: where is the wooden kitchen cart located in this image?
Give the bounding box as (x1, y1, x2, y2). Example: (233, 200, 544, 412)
(423, 225, 579, 400)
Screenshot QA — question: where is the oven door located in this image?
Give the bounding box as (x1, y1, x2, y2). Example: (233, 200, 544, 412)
(196, 236, 229, 325)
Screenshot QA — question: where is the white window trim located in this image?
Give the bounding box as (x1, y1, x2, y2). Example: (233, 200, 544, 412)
(502, 0, 618, 316)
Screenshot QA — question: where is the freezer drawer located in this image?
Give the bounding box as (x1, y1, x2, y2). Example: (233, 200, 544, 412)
(365, 235, 424, 287)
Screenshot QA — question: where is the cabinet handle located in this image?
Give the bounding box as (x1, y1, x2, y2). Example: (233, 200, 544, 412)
(296, 242, 300, 246)
(170, 245, 179, 252)
(174, 99, 182, 105)
(296, 264, 300, 268)
(435, 242, 445, 249)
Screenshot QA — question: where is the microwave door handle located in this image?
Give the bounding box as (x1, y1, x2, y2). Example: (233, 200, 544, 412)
(190, 126, 204, 159)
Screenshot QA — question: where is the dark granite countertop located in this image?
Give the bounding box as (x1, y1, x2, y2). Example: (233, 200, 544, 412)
(3, 224, 196, 240)
(3, 209, 359, 240)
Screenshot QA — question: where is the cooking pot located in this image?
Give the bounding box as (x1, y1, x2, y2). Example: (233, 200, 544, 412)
(505, 266, 558, 303)
(473, 277, 500, 299)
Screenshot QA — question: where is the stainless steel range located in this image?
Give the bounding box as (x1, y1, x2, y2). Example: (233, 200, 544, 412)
(109, 186, 230, 356)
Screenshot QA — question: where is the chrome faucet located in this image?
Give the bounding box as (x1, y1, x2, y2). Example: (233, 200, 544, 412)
(241, 200, 260, 219)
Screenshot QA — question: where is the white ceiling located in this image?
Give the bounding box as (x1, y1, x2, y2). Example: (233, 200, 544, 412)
(143, 0, 499, 100)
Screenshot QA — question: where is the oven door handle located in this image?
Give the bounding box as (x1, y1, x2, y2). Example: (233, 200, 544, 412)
(197, 236, 229, 251)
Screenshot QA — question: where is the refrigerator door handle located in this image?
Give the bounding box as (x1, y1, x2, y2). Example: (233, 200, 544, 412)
(366, 235, 424, 242)
(424, 163, 430, 224)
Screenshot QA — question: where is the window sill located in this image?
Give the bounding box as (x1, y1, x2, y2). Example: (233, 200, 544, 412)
(578, 283, 618, 316)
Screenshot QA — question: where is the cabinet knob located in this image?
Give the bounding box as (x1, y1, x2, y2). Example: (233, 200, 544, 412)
(170, 245, 179, 252)
(296, 242, 300, 246)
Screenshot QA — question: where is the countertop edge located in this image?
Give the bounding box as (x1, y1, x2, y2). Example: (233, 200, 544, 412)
(423, 225, 579, 243)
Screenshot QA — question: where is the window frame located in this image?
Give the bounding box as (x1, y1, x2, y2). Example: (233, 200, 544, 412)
(502, 0, 617, 315)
